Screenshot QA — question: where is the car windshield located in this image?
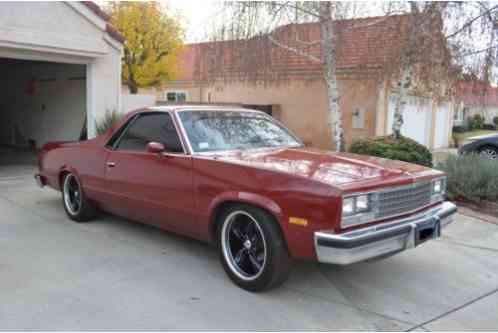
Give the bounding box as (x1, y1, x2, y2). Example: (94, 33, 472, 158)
(178, 110, 302, 153)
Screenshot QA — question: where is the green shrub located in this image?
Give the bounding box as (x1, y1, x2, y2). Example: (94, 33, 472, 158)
(96, 110, 125, 136)
(493, 116, 498, 127)
(437, 154, 498, 203)
(483, 123, 496, 130)
(349, 135, 433, 167)
(467, 114, 485, 130)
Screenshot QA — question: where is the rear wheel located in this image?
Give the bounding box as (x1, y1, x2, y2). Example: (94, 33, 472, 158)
(62, 172, 96, 222)
(479, 146, 498, 160)
(217, 204, 291, 292)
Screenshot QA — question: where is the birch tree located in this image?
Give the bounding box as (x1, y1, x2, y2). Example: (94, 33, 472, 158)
(387, 1, 498, 138)
(388, 2, 449, 138)
(208, 2, 380, 152)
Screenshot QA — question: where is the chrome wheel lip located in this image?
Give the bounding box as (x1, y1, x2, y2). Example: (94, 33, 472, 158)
(63, 174, 82, 216)
(480, 148, 498, 160)
(221, 210, 267, 282)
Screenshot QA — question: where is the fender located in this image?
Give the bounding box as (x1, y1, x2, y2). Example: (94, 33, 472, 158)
(206, 191, 285, 241)
(209, 191, 283, 219)
(57, 165, 81, 190)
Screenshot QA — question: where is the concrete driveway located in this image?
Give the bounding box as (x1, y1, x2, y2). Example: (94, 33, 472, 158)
(1, 162, 498, 331)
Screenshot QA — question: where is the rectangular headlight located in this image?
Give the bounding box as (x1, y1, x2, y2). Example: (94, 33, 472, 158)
(431, 177, 446, 203)
(355, 195, 370, 212)
(432, 177, 446, 195)
(342, 197, 355, 216)
(434, 181, 442, 193)
(341, 193, 376, 228)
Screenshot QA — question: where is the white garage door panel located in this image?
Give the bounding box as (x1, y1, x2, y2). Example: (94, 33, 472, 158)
(434, 103, 449, 149)
(387, 96, 431, 146)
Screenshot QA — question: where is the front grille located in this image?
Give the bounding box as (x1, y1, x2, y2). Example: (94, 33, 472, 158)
(376, 182, 432, 219)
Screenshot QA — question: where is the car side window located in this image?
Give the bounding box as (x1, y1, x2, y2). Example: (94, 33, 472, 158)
(115, 113, 184, 153)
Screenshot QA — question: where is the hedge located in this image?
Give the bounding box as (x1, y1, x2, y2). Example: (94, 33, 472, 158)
(437, 154, 498, 203)
(349, 135, 433, 167)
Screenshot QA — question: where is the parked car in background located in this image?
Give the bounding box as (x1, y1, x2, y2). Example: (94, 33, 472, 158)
(458, 134, 498, 160)
(35, 106, 457, 292)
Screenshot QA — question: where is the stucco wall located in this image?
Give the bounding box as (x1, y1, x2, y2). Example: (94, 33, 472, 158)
(198, 79, 379, 150)
(464, 106, 498, 124)
(0, 2, 107, 57)
(122, 94, 157, 113)
(0, 62, 86, 147)
(87, 43, 122, 135)
(125, 83, 206, 104)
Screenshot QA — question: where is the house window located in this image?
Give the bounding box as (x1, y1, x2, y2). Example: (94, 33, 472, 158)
(165, 91, 187, 102)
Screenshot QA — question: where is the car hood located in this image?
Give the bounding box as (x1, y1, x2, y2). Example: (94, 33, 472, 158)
(212, 147, 440, 190)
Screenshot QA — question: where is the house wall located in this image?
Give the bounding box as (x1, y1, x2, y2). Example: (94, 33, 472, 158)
(122, 94, 157, 113)
(141, 76, 454, 149)
(0, 62, 86, 146)
(0, 2, 108, 55)
(86, 41, 123, 136)
(198, 78, 380, 150)
(123, 83, 207, 104)
(459, 105, 498, 125)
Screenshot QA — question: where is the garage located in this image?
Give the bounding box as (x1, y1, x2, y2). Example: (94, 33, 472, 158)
(0, 59, 87, 149)
(387, 95, 432, 147)
(0, 2, 123, 159)
(386, 95, 452, 149)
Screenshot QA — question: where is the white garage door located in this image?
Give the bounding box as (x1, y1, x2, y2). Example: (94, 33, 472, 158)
(434, 103, 450, 149)
(387, 96, 432, 147)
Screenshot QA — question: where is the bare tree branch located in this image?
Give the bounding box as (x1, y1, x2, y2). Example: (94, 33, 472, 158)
(446, 4, 498, 39)
(267, 34, 322, 63)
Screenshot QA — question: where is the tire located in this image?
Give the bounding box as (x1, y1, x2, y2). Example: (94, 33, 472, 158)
(216, 204, 291, 292)
(61, 172, 97, 222)
(478, 145, 498, 160)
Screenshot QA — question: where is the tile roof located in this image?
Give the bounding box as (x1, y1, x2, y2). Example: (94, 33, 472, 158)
(457, 81, 498, 107)
(80, 1, 125, 44)
(176, 15, 410, 81)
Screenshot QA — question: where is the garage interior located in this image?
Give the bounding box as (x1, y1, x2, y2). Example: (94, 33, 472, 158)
(0, 58, 87, 165)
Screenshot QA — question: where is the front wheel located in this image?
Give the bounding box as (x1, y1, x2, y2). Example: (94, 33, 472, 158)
(217, 204, 291, 292)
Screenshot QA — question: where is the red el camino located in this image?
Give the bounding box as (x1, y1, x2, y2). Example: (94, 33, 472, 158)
(35, 106, 457, 291)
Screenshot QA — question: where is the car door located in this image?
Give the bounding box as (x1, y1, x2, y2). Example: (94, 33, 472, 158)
(103, 112, 197, 237)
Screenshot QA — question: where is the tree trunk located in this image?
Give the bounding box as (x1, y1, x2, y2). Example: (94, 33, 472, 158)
(319, 2, 344, 152)
(392, 66, 411, 139)
(128, 82, 138, 94)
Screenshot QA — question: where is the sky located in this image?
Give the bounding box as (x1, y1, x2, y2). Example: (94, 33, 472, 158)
(165, 0, 222, 43)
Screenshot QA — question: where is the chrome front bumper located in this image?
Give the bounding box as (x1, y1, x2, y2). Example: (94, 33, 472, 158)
(314, 201, 457, 265)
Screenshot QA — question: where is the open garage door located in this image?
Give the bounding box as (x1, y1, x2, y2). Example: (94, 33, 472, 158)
(0, 58, 86, 150)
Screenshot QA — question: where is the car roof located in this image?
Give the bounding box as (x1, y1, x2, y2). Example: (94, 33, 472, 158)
(123, 105, 267, 124)
(145, 105, 262, 113)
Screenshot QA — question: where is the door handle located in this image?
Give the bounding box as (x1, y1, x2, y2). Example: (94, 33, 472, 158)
(106, 162, 116, 168)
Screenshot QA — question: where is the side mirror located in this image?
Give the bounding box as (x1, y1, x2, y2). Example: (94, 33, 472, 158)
(146, 142, 165, 154)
